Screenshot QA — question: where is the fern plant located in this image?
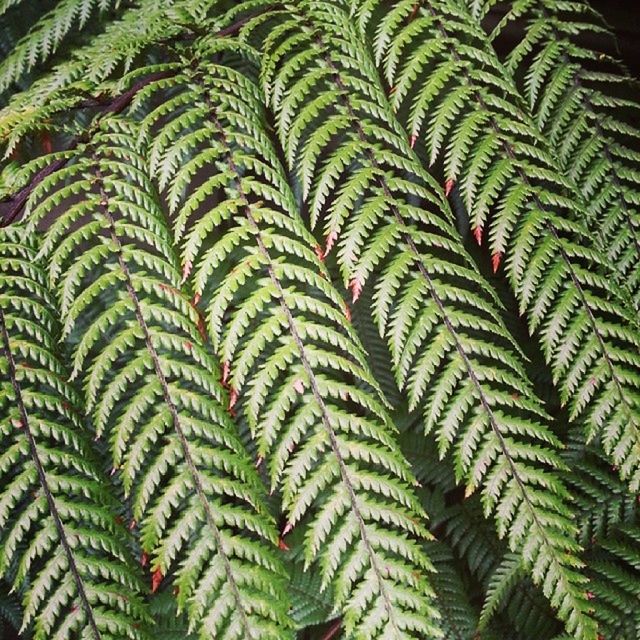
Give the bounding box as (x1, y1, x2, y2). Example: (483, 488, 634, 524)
(0, 226, 150, 639)
(484, 0, 640, 306)
(26, 116, 294, 640)
(346, 0, 640, 493)
(0, 1, 639, 639)
(133, 37, 442, 638)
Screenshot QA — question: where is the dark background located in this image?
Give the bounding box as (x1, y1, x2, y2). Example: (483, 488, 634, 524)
(591, 0, 640, 78)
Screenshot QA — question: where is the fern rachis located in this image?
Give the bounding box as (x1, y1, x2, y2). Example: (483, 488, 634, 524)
(1, 1, 640, 638)
(21, 119, 294, 640)
(0, 228, 150, 640)
(136, 40, 442, 639)
(245, 2, 597, 637)
(348, 0, 640, 494)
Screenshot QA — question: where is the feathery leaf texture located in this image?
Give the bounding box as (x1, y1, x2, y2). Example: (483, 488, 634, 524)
(0, 1, 639, 638)
(247, 1, 598, 637)
(425, 541, 484, 640)
(583, 523, 640, 639)
(404, 430, 563, 639)
(0, 0, 121, 96)
(136, 36, 442, 640)
(21, 117, 294, 640)
(285, 557, 335, 629)
(348, 0, 640, 493)
(473, 0, 640, 310)
(559, 430, 640, 640)
(0, 226, 151, 640)
(0, 0, 184, 156)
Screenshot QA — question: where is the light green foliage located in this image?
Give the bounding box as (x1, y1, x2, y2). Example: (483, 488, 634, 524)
(135, 36, 442, 639)
(349, 0, 640, 495)
(0, 0, 185, 154)
(0, 0, 23, 15)
(0, 1, 639, 639)
(0, 226, 151, 639)
(403, 429, 563, 640)
(248, 2, 598, 637)
(22, 118, 294, 640)
(473, 0, 640, 309)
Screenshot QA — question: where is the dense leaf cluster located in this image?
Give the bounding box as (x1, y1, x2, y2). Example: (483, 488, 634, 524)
(0, 1, 638, 639)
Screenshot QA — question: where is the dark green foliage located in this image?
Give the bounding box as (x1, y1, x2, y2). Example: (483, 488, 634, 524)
(0, 1, 639, 639)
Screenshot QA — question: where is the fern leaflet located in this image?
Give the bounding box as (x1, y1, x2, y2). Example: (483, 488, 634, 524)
(23, 117, 294, 640)
(0, 226, 151, 640)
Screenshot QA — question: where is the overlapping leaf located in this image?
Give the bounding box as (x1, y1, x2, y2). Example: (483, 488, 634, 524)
(0, 0, 123, 96)
(0, 1, 638, 637)
(248, 2, 598, 636)
(0, 226, 151, 640)
(135, 36, 442, 640)
(21, 117, 293, 640)
(349, 0, 640, 494)
(476, 0, 640, 310)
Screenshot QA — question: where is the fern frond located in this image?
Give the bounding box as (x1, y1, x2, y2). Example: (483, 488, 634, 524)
(0, 225, 151, 639)
(563, 430, 637, 547)
(584, 524, 640, 640)
(402, 429, 562, 639)
(0, 0, 185, 154)
(469, 417, 640, 637)
(561, 434, 640, 639)
(22, 117, 294, 640)
(349, 0, 640, 494)
(498, 0, 640, 310)
(0, 0, 121, 96)
(480, 553, 525, 629)
(0, 0, 277, 141)
(247, 2, 598, 637)
(426, 541, 485, 640)
(136, 36, 443, 640)
(0, 0, 23, 16)
(286, 559, 335, 630)
(0, 1, 638, 637)
(460, 0, 640, 311)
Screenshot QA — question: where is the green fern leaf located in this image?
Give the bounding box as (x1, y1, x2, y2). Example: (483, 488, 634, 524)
(0, 1, 639, 638)
(249, 2, 597, 637)
(0, 225, 151, 639)
(480, 553, 525, 629)
(23, 117, 294, 640)
(0, 0, 121, 96)
(479, 0, 640, 311)
(136, 36, 443, 640)
(349, 0, 640, 494)
(403, 429, 563, 640)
